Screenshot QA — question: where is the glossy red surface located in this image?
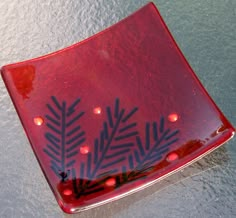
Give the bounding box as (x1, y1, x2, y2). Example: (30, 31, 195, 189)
(1, 2, 234, 214)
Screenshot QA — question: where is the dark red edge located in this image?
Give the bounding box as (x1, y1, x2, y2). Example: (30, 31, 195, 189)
(0, 71, 64, 212)
(1, 2, 235, 214)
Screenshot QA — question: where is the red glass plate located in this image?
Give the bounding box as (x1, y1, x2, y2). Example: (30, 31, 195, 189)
(1, 2, 234, 214)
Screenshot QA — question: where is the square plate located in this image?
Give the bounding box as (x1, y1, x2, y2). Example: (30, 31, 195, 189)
(1, 2, 234, 214)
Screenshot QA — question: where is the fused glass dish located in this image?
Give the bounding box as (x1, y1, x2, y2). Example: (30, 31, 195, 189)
(1, 2, 235, 214)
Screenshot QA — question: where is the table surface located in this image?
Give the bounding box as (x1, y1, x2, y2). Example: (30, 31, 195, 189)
(0, 1, 235, 217)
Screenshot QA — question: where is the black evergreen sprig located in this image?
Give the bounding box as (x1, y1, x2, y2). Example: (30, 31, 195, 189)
(72, 168, 108, 197)
(73, 98, 139, 197)
(43, 96, 85, 181)
(116, 116, 179, 187)
(43, 96, 181, 198)
(88, 98, 138, 178)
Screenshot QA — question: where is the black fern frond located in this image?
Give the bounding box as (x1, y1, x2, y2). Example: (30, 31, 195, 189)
(74, 98, 139, 196)
(44, 96, 181, 197)
(87, 98, 139, 179)
(72, 168, 107, 198)
(134, 117, 179, 170)
(43, 96, 85, 181)
(115, 165, 147, 188)
(116, 116, 179, 187)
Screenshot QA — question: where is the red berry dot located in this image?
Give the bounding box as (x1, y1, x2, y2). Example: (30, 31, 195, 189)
(167, 152, 179, 162)
(93, 107, 102, 115)
(63, 189, 72, 196)
(33, 116, 44, 126)
(80, 145, 90, 154)
(168, 113, 179, 122)
(105, 178, 116, 187)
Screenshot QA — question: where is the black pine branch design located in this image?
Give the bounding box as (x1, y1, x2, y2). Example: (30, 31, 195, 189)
(116, 116, 180, 187)
(72, 167, 106, 198)
(87, 98, 138, 179)
(73, 98, 139, 197)
(44, 96, 85, 181)
(44, 96, 181, 197)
